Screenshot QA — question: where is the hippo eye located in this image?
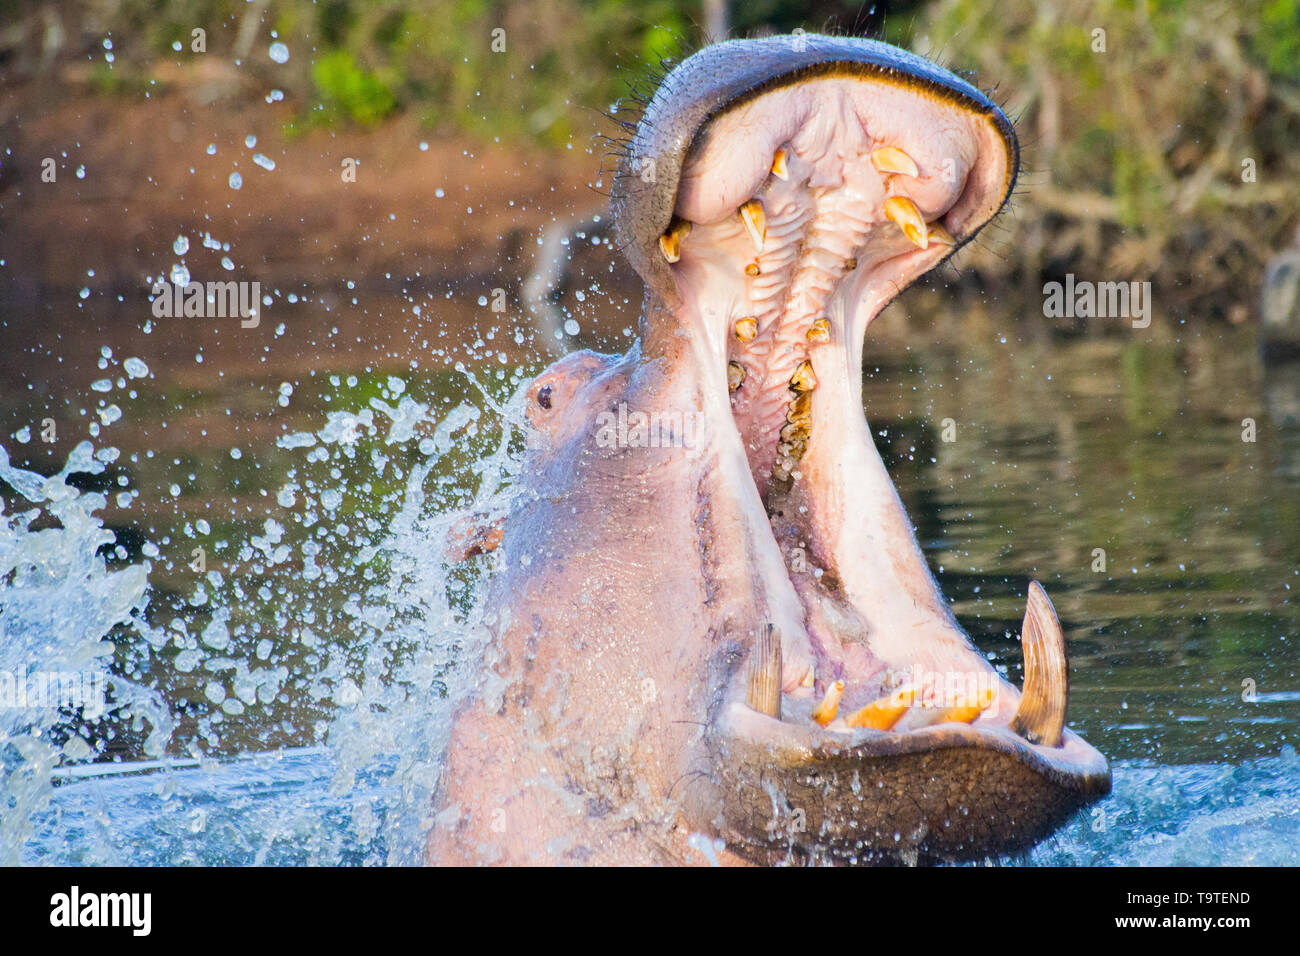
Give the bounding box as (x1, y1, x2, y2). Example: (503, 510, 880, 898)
(537, 385, 553, 409)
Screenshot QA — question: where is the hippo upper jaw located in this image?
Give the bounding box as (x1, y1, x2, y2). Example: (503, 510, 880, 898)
(610, 35, 1110, 862)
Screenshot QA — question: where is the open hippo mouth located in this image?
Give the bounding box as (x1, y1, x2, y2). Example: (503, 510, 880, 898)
(612, 36, 1110, 863)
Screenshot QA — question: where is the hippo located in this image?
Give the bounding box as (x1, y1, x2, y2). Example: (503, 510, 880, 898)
(428, 33, 1110, 866)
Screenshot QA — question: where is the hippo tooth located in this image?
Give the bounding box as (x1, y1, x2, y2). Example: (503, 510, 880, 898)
(871, 145, 920, 178)
(845, 684, 916, 730)
(884, 195, 929, 250)
(800, 666, 815, 688)
(771, 146, 790, 181)
(734, 316, 758, 342)
(789, 360, 818, 393)
(786, 391, 812, 426)
(938, 687, 995, 724)
(806, 318, 830, 343)
(928, 222, 957, 246)
(727, 361, 746, 392)
(739, 199, 767, 253)
(811, 680, 845, 727)
(1010, 581, 1069, 747)
(779, 420, 809, 445)
(744, 262, 761, 277)
(658, 218, 691, 263)
(777, 434, 807, 459)
(746, 623, 782, 719)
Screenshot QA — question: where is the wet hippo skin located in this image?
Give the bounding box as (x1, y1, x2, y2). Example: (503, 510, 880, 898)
(428, 34, 1110, 866)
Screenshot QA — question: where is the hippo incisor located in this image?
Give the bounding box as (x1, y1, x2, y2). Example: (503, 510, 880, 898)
(428, 33, 1111, 865)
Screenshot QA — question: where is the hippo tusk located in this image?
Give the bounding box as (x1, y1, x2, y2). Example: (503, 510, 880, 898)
(746, 623, 782, 718)
(739, 199, 767, 253)
(845, 684, 916, 730)
(770, 146, 790, 181)
(883, 195, 929, 249)
(870, 145, 920, 178)
(658, 218, 692, 263)
(810, 679, 845, 727)
(1010, 581, 1069, 747)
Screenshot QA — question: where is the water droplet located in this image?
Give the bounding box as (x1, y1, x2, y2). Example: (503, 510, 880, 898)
(228, 172, 243, 190)
(253, 153, 276, 171)
(268, 41, 290, 64)
(173, 234, 189, 255)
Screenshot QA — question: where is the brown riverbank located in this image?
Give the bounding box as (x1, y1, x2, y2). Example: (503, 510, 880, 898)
(0, 79, 611, 298)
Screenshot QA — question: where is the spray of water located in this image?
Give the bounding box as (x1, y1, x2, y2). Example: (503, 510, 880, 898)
(0, 359, 534, 865)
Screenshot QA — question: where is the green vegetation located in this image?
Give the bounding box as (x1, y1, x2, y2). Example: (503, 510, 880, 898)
(4, 0, 1299, 312)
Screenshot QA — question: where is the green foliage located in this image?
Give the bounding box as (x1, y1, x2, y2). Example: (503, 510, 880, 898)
(1256, 0, 1300, 80)
(310, 50, 398, 125)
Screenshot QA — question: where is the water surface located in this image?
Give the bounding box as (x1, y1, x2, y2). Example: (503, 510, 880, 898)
(2, 281, 1296, 865)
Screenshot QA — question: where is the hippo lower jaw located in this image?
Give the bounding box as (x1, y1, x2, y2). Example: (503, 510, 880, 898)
(613, 37, 1111, 862)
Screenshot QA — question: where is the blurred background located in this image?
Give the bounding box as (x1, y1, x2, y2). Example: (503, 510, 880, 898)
(0, 1, 1296, 864)
(4, 0, 1300, 321)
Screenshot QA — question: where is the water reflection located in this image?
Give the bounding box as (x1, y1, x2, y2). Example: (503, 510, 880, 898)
(1, 280, 1296, 861)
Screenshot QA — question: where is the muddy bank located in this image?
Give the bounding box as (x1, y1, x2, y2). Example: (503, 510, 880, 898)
(0, 83, 620, 301)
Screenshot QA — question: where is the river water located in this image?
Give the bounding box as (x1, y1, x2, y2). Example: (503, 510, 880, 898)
(1, 277, 1296, 865)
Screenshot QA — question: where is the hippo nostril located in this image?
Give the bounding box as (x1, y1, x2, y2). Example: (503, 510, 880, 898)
(537, 385, 553, 409)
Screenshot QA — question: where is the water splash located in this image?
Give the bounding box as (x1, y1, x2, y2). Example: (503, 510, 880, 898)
(0, 441, 173, 863)
(1, 362, 534, 865)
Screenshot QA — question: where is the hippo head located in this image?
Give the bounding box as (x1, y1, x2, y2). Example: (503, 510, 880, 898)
(434, 33, 1109, 867)
(601, 34, 1109, 863)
